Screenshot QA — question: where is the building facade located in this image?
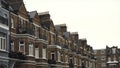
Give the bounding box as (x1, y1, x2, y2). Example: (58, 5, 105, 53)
(94, 46, 120, 68)
(106, 46, 120, 68)
(0, 0, 10, 68)
(0, 0, 96, 68)
(94, 49, 106, 68)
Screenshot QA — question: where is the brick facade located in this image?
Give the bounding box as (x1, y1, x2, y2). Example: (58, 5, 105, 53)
(94, 46, 120, 68)
(0, 0, 96, 68)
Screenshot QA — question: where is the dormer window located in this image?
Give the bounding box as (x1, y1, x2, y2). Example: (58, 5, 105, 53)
(112, 48, 116, 54)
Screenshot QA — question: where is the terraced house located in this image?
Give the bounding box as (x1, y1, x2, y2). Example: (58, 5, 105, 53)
(0, 0, 9, 68)
(0, 0, 96, 68)
(94, 46, 120, 68)
(106, 46, 120, 68)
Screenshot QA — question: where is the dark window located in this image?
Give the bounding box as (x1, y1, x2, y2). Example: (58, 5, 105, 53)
(52, 53, 55, 60)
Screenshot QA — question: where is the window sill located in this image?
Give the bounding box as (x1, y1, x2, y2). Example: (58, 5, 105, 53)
(11, 27, 15, 29)
(0, 49, 8, 53)
(42, 57, 47, 60)
(57, 60, 61, 62)
(35, 57, 40, 59)
(27, 55, 34, 57)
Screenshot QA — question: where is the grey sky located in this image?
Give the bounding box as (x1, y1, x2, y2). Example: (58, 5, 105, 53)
(24, 0, 120, 49)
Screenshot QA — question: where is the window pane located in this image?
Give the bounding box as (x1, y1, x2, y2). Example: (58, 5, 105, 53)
(52, 53, 54, 60)
(43, 48, 46, 59)
(0, 38, 1, 49)
(19, 41, 25, 52)
(2, 39, 4, 49)
(11, 41, 14, 51)
(35, 48, 39, 58)
(29, 44, 33, 56)
(3, 39, 6, 50)
(20, 41, 24, 44)
(20, 46, 24, 51)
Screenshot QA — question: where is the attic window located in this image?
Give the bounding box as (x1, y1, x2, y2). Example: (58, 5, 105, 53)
(112, 48, 116, 54)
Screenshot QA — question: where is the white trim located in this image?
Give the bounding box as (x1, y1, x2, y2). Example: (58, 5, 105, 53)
(38, 11, 49, 15)
(58, 36, 64, 39)
(11, 33, 48, 44)
(0, 35, 7, 51)
(36, 62, 48, 65)
(57, 51, 61, 62)
(49, 31, 55, 35)
(11, 17, 14, 28)
(0, 23, 9, 30)
(107, 61, 118, 64)
(10, 12, 18, 17)
(33, 23, 40, 27)
(65, 55, 68, 63)
(19, 41, 25, 54)
(47, 45, 61, 49)
(18, 15, 29, 21)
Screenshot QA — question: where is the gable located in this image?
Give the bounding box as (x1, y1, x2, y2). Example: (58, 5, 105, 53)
(18, 3, 28, 16)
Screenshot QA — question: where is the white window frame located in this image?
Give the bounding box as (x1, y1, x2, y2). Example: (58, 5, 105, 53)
(35, 47, 39, 59)
(79, 59, 81, 66)
(19, 41, 25, 53)
(0, 35, 6, 51)
(58, 51, 61, 62)
(74, 58, 77, 65)
(11, 18, 14, 28)
(29, 43, 33, 56)
(11, 41, 14, 51)
(65, 55, 68, 63)
(112, 48, 116, 54)
(42, 48, 46, 59)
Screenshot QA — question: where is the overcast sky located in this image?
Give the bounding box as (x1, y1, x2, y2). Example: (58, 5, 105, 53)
(24, 0, 120, 49)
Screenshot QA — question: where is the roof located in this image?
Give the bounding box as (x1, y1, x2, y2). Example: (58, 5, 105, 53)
(55, 26, 60, 31)
(10, 2, 22, 11)
(63, 32, 70, 39)
(55, 24, 66, 27)
(38, 11, 49, 16)
(28, 11, 37, 18)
